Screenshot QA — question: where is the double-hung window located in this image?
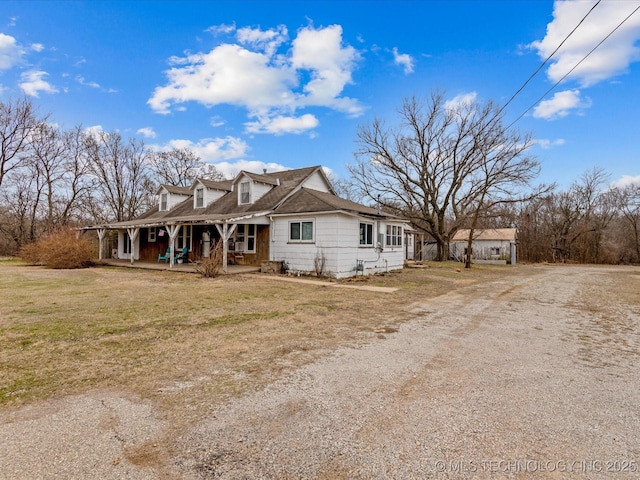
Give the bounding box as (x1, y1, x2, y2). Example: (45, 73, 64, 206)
(240, 181, 250, 204)
(289, 220, 314, 242)
(195, 187, 204, 208)
(359, 223, 373, 246)
(160, 193, 168, 211)
(386, 225, 402, 247)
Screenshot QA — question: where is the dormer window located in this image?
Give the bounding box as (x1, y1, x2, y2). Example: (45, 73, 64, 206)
(195, 187, 204, 208)
(240, 181, 251, 204)
(160, 193, 168, 211)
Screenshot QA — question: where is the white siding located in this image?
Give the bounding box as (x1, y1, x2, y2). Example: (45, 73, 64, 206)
(300, 170, 331, 193)
(450, 239, 513, 262)
(270, 213, 405, 279)
(159, 188, 190, 210)
(205, 188, 226, 205)
(253, 181, 273, 202)
(117, 230, 140, 260)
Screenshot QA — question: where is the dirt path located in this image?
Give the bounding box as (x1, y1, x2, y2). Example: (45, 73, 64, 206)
(2, 265, 639, 479)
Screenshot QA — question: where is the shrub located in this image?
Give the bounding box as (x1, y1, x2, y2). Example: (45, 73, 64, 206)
(196, 239, 223, 278)
(313, 249, 326, 277)
(19, 230, 96, 269)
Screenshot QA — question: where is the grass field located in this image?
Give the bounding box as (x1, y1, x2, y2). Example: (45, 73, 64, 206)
(0, 259, 514, 422)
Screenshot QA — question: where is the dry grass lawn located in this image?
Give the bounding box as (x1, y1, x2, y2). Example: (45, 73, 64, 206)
(0, 259, 517, 426)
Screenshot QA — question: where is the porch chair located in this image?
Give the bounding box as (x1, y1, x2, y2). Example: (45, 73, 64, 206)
(158, 247, 171, 263)
(175, 246, 188, 264)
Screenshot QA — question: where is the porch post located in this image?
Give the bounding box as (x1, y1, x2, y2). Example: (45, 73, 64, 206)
(166, 224, 182, 268)
(97, 228, 106, 260)
(126, 228, 140, 265)
(215, 222, 237, 274)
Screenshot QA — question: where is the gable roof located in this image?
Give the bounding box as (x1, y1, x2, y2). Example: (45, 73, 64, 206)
(194, 178, 233, 191)
(274, 188, 401, 219)
(238, 171, 279, 186)
(452, 228, 517, 242)
(89, 166, 322, 227)
(157, 184, 191, 195)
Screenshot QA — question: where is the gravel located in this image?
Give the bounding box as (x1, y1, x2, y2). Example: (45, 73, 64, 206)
(2, 265, 639, 479)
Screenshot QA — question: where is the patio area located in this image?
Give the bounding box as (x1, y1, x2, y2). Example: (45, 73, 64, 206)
(100, 259, 261, 275)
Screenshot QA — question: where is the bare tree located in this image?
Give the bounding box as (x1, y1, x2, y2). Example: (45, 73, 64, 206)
(0, 97, 45, 189)
(349, 91, 540, 261)
(58, 125, 95, 225)
(614, 183, 640, 262)
(0, 170, 39, 248)
(84, 130, 152, 222)
(149, 147, 224, 186)
(28, 123, 69, 233)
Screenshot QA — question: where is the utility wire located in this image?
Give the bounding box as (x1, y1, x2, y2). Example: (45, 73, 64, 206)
(506, 3, 640, 130)
(496, 0, 602, 118)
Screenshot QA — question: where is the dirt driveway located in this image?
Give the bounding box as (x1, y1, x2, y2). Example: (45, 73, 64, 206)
(2, 265, 639, 479)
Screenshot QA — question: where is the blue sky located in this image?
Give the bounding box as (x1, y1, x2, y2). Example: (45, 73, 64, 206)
(1, 0, 639, 189)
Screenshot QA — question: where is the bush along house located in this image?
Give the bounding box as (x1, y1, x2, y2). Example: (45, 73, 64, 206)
(85, 166, 408, 279)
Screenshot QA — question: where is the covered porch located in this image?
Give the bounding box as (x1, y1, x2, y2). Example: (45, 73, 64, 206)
(87, 212, 271, 273)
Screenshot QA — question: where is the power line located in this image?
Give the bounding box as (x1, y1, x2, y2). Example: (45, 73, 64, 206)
(506, 3, 640, 129)
(497, 0, 602, 118)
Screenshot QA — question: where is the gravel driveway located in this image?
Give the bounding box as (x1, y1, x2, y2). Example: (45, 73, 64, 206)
(2, 265, 639, 479)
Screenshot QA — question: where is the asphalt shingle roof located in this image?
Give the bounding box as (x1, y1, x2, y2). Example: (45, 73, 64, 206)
(91, 166, 402, 229)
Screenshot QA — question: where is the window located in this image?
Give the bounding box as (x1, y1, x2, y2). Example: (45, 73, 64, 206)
(386, 225, 402, 247)
(359, 223, 373, 246)
(148, 227, 156, 242)
(240, 181, 250, 204)
(195, 187, 204, 208)
(160, 193, 168, 211)
(177, 225, 192, 251)
(234, 224, 256, 252)
(246, 224, 256, 252)
(491, 247, 501, 256)
(289, 221, 314, 242)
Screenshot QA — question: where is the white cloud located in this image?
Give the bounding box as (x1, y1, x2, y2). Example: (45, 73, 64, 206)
(533, 89, 591, 119)
(153, 136, 250, 163)
(76, 75, 100, 89)
(148, 23, 363, 133)
(530, 0, 640, 87)
(392, 47, 414, 74)
(84, 125, 105, 139)
(533, 138, 566, 149)
(444, 91, 478, 111)
(148, 44, 297, 114)
(236, 24, 288, 57)
(245, 113, 319, 135)
(212, 160, 288, 179)
(290, 24, 363, 115)
(210, 116, 225, 127)
(19, 70, 58, 97)
(205, 23, 236, 36)
(137, 127, 157, 139)
(613, 174, 640, 188)
(0, 33, 25, 70)
(31, 43, 44, 52)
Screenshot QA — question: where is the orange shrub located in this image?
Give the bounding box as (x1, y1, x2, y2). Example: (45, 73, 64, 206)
(20, 230, 96, 269)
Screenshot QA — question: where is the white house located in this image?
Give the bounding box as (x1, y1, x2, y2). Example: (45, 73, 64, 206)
(86, 166, 407, 278)
(450, 228, 517, 265)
